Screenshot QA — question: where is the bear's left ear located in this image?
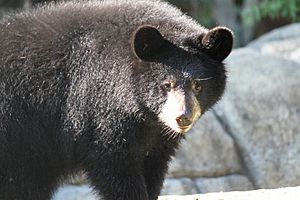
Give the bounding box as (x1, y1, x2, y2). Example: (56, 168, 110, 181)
(132, 25, 166, 61)
(201, 27, 233, 61)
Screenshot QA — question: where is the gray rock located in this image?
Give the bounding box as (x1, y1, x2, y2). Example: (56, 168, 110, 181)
(195, 174, 254, 193)
(168, 111, 241, 178)
(247, 23, 300, 63)
(248, 23, 300, 49)
(158, 186, 300, 200)
(290, 48, 300, 63)
(161, 178, 198, 195)
(215, 48, 300, 188)
(260, 38, 300, 63)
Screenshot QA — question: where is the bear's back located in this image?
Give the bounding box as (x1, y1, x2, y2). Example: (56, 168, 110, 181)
(0, 0, 208, 108)
(0, 0, 206, 61)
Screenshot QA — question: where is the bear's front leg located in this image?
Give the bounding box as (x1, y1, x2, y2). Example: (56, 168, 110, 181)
(86, 153, 149, 200)
(143, 138, 180, 200)
(143, 153, 169, 200)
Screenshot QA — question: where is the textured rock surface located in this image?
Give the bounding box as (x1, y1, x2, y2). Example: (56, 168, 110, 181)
(158, 186, 300, 200)
(168, 111, 241, 178)
(248, 23, 300, 49)
(161, 178, 198, 195)
(259, 37, 300, 63)
(215, 47, 300, 188)
(248, 23, 300, 63)
(195, 174, 254, 193)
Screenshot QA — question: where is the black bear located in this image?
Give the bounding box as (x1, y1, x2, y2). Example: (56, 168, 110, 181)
(0, 0, 233, 199)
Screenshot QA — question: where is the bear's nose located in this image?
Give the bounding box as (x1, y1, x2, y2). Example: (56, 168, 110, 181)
(176, 114, 192, 128)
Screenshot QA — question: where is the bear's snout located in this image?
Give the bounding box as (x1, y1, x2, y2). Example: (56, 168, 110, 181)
(176, 114, 193, 128)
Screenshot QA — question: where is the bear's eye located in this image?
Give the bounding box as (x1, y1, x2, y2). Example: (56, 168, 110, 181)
(192, 80, 202, 93)
(162, 80, 176, 92)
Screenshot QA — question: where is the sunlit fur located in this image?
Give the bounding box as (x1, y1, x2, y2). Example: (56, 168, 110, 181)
(0, 0, 232, 199)
(159, 88, 201, 134)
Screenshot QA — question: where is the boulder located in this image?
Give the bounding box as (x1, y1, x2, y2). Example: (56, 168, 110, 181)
(195, 174, 254, 193)
(248, 23, 300, 63)
(158, 186, 300, 200)
(248, 23, 300, 49)
(253, 37, 300, 63)
(168, 111, 241, 178)
(215, 47, 300, 188)
(161, 178, 198, 195)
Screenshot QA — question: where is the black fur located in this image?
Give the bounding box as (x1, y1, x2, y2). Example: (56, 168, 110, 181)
(0, 0, 233, 199)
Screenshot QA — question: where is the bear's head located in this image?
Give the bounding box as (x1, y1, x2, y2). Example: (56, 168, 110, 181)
(131, 25, 233, 134)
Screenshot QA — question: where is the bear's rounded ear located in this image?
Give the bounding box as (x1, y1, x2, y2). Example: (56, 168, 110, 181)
(132, 25, 166, 61)
(201, 27, 233, 61)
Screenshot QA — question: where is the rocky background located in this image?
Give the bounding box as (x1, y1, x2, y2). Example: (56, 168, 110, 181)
(52, 23, 300, 199)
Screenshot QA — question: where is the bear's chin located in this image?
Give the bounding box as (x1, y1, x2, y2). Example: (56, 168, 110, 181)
(174, 124, 193, 134)
(162, 123, 193, 136)
(178, 125, 193, 133)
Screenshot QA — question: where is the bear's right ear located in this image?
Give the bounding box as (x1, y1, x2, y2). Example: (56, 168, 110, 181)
(200, 27, 233, 61)
(131, 25, 166, 61)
